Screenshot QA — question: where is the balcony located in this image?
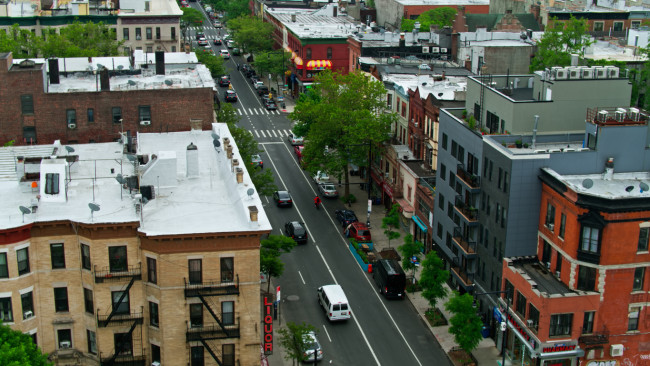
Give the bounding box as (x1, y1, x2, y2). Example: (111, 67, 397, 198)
(97, 312, 144, 328)
(100, 353, 146, 366)
(452, 227, 477, 256)
(184, 275, 240, 297)
(94, 264, 142, 283)
(186, 323, 241, 341)
(579, 327, 609, 345)
(451, 257, 474, 289)
(454, 196, 479, 225)
(456, 164, 480, 192)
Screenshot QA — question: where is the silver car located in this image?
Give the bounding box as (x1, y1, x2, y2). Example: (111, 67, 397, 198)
(302, 331, 323, 362)
(250, 154, 263, 169)
(288, 134, 304, 146)
(318, 183, 338, 198)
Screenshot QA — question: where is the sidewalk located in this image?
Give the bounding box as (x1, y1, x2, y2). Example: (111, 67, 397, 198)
(264, 177, 504, 365)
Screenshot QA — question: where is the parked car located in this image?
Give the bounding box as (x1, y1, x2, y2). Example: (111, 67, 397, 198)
(213, 21, 222, 28)
(302, 331, 324, 362)
(418, 63, 432, 70)
(335, 209, 358, 226)
(284, 221, 308, 244)
(250, 154, 263, 168)
(264, 100, 277, 111)
(196, 32, 205, 40)
(257, 85, 269, 96)
(224, 90, 237, 102)
(273, 190, 292, 207)
(227, 40, 235, 48)
(232, 47, 241, 56)
(253, 81, 265, 89)
(313, 171, 330, 185)
(288, 134, 304, 146)
(213, 39, 222, 45)
(250, 75, 260, 84)
(344, 221, 372, 242)
(318, 183, 338, 198)
(219, 49, 230, 59)
(218, 76, 230, 87)
(294, 145, 304, 159)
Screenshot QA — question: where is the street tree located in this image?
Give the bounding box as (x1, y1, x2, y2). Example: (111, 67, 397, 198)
(277, 321, 317, 365)
(224, 0, 251, 20)
(629, 48, 650, 109)
(0, 322, 51, 365)
(227, 16, 274, 54)
(260, 235, 296, 293)
(419, 250, 449, 309)
(398, 234, 422, 283)
(445, 291, 483, 355)
(181, 8, 205, 28)
(530, 16, 593, 72)
(195, 49, 227, 78)
(401, 7, 457, 32)
(289, 70, 396, 197)
(381, 203, 401, 248)
(0, 25, 37, 58)
(253, 50, 292, 92)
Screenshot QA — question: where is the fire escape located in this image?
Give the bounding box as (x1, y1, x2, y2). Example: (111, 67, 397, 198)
(184, 275, 241, 365)
(94, 263, 145, 366)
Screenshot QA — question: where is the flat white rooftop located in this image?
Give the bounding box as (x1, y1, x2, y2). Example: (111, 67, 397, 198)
(384, 73, 467, 100)
(543, 168, 650, 200)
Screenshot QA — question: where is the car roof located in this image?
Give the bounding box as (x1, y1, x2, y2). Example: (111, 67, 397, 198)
(277, 190, 290, 197)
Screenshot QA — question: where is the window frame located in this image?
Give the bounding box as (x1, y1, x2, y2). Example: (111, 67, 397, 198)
(515, 291, 526, 318)
(559, 213, 566, 239)
(109, 246, 128, 272)
(50, 243, 65, 269)
(222, 301, 234, 325)
(0, 296, 14, 323)
(45, 173, 60, 195)
(123, 27, 129, 40)
(87, 108, 94, 123)
(549, 313, 573, 337)
(111, 290, 130, 315)
(0, 252, 8, 278)
(221, 257, 234, 282)
(66, 109, 76, 124)
(21, 291, 34, 319)
(147, 257, 157, 284)
(633, 267, 645, 291)
(222, 344, 235, 366)
(149, 301, 159, 327)
(21, 94, 34, 114)
(582, 311, 595, 334)
(190, 303, 203, 328)
(57, 329, 72, 349)
(628, 307, 640, 331)
(638, 227, 649, 252)
(580, 226, 600, 254)
(17, 247, 30, 276)
(81, 244, 91, 270)
(593, 21, 604, 32)
(54, 287, 69, 312)
(139, 105, 151, 122)
(87, 329, 97, 354)
(84, 288, 94, 314)
(189, 259, 202, 284)
(577, 265, 596, 291)
(112, 107, 123, 124)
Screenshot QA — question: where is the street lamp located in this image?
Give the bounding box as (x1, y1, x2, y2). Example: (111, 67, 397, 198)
(475, 290, 510, 366)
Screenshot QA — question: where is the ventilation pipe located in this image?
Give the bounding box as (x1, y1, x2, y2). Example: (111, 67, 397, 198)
(532, 115, 539, 149)
(48, 58, 60, 84)
(186, 142, 199, 178)
(603, 158, 614, 180)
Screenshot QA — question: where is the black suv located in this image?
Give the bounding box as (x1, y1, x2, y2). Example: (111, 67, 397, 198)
(284, 221, 308, 244)
(218, 76, 230, 87)
(257, 85, 269, 96)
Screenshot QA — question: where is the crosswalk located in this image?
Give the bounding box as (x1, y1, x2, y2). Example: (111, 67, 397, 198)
(236, 107, 282, 116)
(250, 129, 293, 139)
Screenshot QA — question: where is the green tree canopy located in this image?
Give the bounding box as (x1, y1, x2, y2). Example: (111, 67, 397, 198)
(260, 234, 296, 293)
(181, 8, 205, 28)
(398, 234, 422, 281)
(419, 250, 449, 309)
(0, 323, 51, 365)
(227, 16, 275, 54)
(629, 48, 650, 110)
(289, 70, 396, 197)
(401, 7, 457, 32)
(277, 322, 318, 364)
(530, 16, 593, 72)
(196, 49, 227, 78)
(382, 203, 401, 248)
(445, 292, 483, 354)
(253, 50, 291, 91)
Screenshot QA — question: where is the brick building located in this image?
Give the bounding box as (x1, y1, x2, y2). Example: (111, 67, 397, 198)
(0, 124, 271, 365)
(0, 51, 215, 147)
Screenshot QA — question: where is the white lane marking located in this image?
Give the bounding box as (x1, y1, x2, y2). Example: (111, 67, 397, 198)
(248, 108, 254, 115)
(253, 130, 260, 138)
(322, 324, 332, 342)
(298, 271, 306, 285)
(237, 109, 242, 115)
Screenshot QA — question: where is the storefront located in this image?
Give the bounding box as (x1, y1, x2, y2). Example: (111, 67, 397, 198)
(412, 215, 428, 252)
(537, 342, 583, 366)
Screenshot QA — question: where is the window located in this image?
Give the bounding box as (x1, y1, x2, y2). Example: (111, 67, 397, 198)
(54, 287, 69, 312)
(149, 301, 159, 327)
(593, 22, 604, 32)
(17, 247, 30, 275)
(31, 333, 37, 345)
(146, 46, 153, 53)
(112, 107, 123, 124)
(306, 48, 312, 59)
(21, 94, 34, 114)
(504, 280, 514, 305)
(189, 259, 202, 284)
(582, 311, 595, 334)
(528, 304, 539, 332)
(123, 28, 129, 40)
(114, 332, 133, 355)
(66, 109, 76, 125)
(581, 226, 600, 254)
(549, 313, 573, 336)
(151, 344, 161, 363)
(223, 344, 235, 366)
(327, 47, 332, 59)
(109, 246, 127, 272)
(438, 193, 445, 210)
(21, 292, 34, 319)
(139, 105, 151, 122)
(437, 223, 443, 238)
(135, 27, 142, 40)
(545, 202, 555, 229)
(45, 173, 60, 195)
(559, 214, 566, 239)
(515, 291, 526, 317)
(639, 227, 649, 252)
(221, 257, 234, 282)
(87, 330, 97, 354)
(84, 288, 94, 314)
(503, 171, 508, 193)
(556, 253, 562, 272)
(87, 108, 94, 123)
(542, 240, 551, 264)
(50, 243, 65, 269)
(488, 160, 493, 181)
(171, 27, 176, 40)
(501, 207, 507, 229)
(191, 346, 204, 366)
(439, 164, 446, 183)
(0, 297, 13, 322)
(633, 267, 645, 291)
(498, 168, 503, 189)
(0, 253, 8, 278)
(222, 301, 234, 325)
(81, 244, 91, 270)
(631, 20, 641, 29)
(613, 21, 623, 31)
(155, 27, 161, 40)
(190, 303, 203, 327)
(457, 146, 464, 165)
(577, 266, 596, 291)
(57, 329, 72, 349)
(112, 291, 130, 315)
(447, 202, 453, 219)
(628, 307, 640, 331)
(451, 140, 458, 159)
(147, 257, 157, 284)
(442, 133, 448, 150)
(448, 173, 455, 190)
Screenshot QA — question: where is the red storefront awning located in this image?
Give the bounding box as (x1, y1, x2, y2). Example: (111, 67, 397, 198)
(305, 60, 332, 70)
(294, 56, 303, 69)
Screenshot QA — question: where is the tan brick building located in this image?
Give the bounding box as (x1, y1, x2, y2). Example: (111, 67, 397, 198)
(0, 124, 271, 365)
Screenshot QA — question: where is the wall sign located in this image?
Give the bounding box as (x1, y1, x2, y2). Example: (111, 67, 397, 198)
(263, 296, 273, 354)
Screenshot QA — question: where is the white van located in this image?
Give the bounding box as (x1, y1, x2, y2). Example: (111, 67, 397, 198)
(317, 285, 351, 321)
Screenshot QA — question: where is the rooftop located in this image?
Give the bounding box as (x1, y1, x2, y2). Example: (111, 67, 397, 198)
(583, 40, 649, 63)
(384, 73, 467, 100)
(508, 257, 574, 296)
(543, 167, 650, 200)
(269, 4, 360, 39)
(394, 0, 488, 5)
(0, 124, 272, 236)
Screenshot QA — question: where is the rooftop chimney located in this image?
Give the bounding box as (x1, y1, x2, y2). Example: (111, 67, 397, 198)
(186, 142, 199, 178)
(248, 205, 259, 222)
(48, 58, 60, 85)
(399, 33, 406, 48)
(155, 51, 165, 75)
(235, 167, 244, 183)
(291, 13, 296, 22)
(100, 67, 110, 91)
(603, 158, 614, 180)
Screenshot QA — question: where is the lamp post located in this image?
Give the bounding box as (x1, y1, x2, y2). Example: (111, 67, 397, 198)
(475, 290, 510, 366)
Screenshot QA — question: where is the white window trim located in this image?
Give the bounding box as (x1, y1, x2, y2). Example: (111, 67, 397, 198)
(187, 255, 204, 260)
(0, 291, 12, 297)
(14, 242, 30, 251)
(19, 286, 34, 295)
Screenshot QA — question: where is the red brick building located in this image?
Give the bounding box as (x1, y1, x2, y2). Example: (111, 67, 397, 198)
(499, 165, 650, 365)
(0, 52, 215, 146)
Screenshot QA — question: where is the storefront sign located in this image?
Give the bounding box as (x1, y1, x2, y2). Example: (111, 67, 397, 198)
(542, 344, 576, 353)
(586, 361, 618, 366)
(263, 296, 273, 354)
(505, 310, 538, 350)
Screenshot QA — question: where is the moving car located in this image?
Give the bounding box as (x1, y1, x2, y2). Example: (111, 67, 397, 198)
(318, 183, 338, 198)
(264, 100, 277, 111)
(313, 171, 330, 185)
(232, 47, 241, 56)
(218, 76, 230, 87)
(219, 49, 230, 59)
(213, 21, 222, 28)
(213, 39, 222, 45)
(288, 134, 304, 146)
(418, 63, 432, 70)
(302, 332, 324, 362)
(198, 39, 210, 48)
(284, 221, 308, 244)
(317, 285, 351, 321)
(273, 190, 292, 207)
(196, 32, 205, 40)
(253, 81, 265, 89)
(250, 154, 263, 168)
(224, 90, 237, 102)
(335, 209, 358, 226)
(227, 40, 235, 48)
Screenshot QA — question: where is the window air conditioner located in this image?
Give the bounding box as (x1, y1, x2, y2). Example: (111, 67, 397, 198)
(422, 46, 429, 53)
(23, 310, 33, 318)
(152, 362, 161, 366)
(440, 48, 448, 53)
(140, 120, 151, 126)
(548, 223, 554, 231)
(60, 341, 71, 349)
(136, 35, 142, 40)
(430, 47, 439, 53)
(68, 123, 77, 129)
(610, 344, 624, 357)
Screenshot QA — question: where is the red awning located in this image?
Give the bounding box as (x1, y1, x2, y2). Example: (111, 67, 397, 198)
(395, 198, 414, 219)
(305, 60, 332, 70)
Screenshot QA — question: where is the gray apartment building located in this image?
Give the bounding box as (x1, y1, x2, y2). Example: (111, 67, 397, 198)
(432, 66, 637, 299)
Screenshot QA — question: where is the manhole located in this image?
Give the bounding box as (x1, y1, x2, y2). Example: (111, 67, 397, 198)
(286, 295, 299, 301)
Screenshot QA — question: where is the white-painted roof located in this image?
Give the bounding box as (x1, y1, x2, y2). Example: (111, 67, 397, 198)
(543, 168, 650, 200)
(0, 124, 272, 236)
(269, 6, 360, 39)
(384, 73, 466, 100)
(394, 0, 488, 6)
(583, 40, 649, 62)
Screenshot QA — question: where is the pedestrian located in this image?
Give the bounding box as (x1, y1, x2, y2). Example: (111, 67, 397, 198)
(236, 64, 240, 71)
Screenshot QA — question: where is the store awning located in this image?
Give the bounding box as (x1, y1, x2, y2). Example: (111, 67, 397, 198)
(395, 198, 414, 219)
(412, 215, 427, 232)
(294, 57, 303, 69)
(305, 60, 332, 70)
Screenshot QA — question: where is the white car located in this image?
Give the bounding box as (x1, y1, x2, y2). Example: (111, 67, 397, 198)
(254, 81, 265, 90)
(288, 134, 304, 146)
(302, 331, 323, 362)
(418, 63, 431, 70)
(318, 183, 339, 198)
(219, 49, 230, 59)
(313, 171, 330, 185)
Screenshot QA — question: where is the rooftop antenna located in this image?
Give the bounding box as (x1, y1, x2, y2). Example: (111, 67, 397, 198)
(247, 188, 255, 200)
(65, 146, 74, 154)
(19, 206, 31, 223)
(88, 202, 100, 221)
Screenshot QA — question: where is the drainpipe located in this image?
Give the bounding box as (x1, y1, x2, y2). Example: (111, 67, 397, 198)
(532, 115, 539, 149)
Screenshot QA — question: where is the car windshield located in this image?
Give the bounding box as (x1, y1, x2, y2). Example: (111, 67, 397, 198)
(358, 230, 370, 236)
(323, 185, 335, 191)
(278, 191, 290, 199)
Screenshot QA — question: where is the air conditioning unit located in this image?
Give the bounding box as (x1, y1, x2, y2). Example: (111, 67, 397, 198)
(152, 362, 161, 366)
(384, 172, 389, 178)
(615, 108, 627, 122)
(548, 223, 554, 231)
(140, 120, 151, 126)
(60, 341, 71, 349)
(546, 262, 551, 269)
(610, 344, 624, 357)
(594, 67, 606, 79)
(430, 47, 440, 53)
(68, 123, 77, 129)
(422, 46, 429, 53)
(606, 66, 619, 78)
(136, 35, 142, 40)
(440, 48, 448, 53)
(581, 67, 594, 79)
(598, 110, 609, 123)
(555, 271, 561, 278)
(567, 67, 580, 79)
(554, 69, 567, 80)
(23, 310, 33, 318)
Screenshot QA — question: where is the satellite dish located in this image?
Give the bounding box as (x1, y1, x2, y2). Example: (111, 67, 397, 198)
(582, 179, 593, 189)
(213, 139, 221, 148)
(164, 79, 173, 86)
(626, 185, 635, 192)
(117, 65, 124, 70)
(128, 80, 136, 86)
(88, 203, 100, 212)
(641, 182, 649, 192)
(65, 146, 75, 153)
(115, 174, 126, 184)
(19, 206, 31, 223)
(211, 132, 220, 140)
(247, 188, 255, 197)
(126, 154, 137, 162)
(96, 64, 104, 70)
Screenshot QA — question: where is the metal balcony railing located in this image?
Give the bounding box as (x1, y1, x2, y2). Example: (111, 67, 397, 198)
(456, 164, 480, 190)
(94, 264, 142, 283)
(452, 227, 477, 255)
(184, 275, 240, 297)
